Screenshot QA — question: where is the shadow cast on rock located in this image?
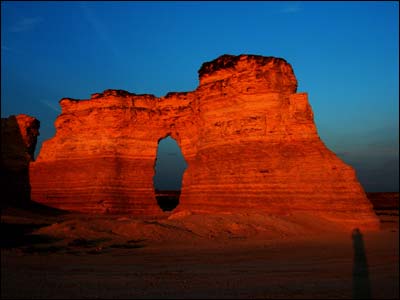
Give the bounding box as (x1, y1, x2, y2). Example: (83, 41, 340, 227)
(0, 222, 60, 248)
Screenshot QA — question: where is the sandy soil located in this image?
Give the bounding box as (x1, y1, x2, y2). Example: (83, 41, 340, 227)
(1, 203, 398, 299)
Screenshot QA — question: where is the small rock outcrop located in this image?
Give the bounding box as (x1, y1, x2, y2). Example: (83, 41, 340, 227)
(29, 54, 379, 230)
(1, 114, 40, 206)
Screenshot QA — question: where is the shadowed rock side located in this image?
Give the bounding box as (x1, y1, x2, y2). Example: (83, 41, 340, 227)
(30, 54, 379, 229)
(1, 114, 40, 207)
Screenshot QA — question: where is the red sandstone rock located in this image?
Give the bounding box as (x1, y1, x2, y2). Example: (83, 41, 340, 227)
(29, 54, 379, 229)
(1, 114, 40, 206)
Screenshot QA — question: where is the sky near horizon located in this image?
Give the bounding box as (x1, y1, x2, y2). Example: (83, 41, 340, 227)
(1, 1, 399, 192)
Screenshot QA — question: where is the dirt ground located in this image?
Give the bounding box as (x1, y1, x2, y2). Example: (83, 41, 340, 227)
(1, 201, 398, 299)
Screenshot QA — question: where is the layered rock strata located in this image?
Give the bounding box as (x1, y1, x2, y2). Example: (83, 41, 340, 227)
(1, 114, 40, 206)
(30, 54, 379, 229)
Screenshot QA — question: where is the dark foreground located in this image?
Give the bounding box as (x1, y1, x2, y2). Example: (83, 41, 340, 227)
(2, 230, 398, 299)
(1, 193, 399, 299)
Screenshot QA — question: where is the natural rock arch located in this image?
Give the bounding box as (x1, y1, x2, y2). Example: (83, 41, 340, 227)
(29, 54, 379, 229)
(153, 135, 187, 211)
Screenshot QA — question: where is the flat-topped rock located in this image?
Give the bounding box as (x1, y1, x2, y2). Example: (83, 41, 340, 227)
(29, 54, 379, 230)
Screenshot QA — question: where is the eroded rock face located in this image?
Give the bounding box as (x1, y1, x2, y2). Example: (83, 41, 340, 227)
(30, 54, 379, 229)
(1, 114, 40, 206)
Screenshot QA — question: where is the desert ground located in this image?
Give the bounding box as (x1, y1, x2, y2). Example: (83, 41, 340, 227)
(1, 193, 398, 299)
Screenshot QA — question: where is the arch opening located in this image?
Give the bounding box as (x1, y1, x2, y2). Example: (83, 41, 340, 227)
(153, 135, 187, 212)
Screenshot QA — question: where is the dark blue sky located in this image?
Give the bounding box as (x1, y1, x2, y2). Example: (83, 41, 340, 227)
(1, 1, 398, 191)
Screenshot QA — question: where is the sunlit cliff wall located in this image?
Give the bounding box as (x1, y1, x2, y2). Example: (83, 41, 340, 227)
(29, 54, 379, 229)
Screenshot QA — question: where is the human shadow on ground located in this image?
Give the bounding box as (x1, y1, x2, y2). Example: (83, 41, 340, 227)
(352, 228, 371, 299)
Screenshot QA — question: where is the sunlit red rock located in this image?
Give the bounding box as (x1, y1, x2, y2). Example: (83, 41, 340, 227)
(29, 54, 379, 229)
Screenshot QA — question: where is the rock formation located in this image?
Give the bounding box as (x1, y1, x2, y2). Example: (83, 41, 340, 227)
(29, 54, 379, 229)
(1, 114, 40, 206)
